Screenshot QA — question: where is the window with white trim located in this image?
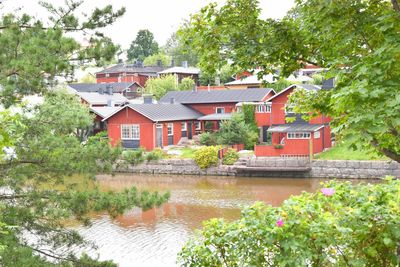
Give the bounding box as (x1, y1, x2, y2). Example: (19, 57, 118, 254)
(181, 122, 187, 131)
(287, 132, 311, 139)
(314, 131, 320, 139)
(195, 121, 201, 130)
(265, 103, 271, 113)
(105, 73, 110, 78)
(121, 124, 140, 140)
(256, 104, 264, 113)
(167, 123, 173, 136)
(216, 107, 225, 114)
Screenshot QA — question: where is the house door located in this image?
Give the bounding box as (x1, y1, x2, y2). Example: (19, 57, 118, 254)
(187, 122, 193, 139)
(262, 126, 271, 143)
(156, 124, 163, 148)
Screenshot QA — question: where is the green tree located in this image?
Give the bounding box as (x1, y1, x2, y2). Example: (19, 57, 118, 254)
(0, 91, 169, 266)
(145, 75, 177, 100)
(178, 77, 195, 91)
(217, 113, 258, 149)
(180, 0, 400, 162)
(179, 179, 400, 266)
(163, 31, 198, 67)
(143, 52, 171, 66)
(0, 1, 125, 108)
(127, 29, 159, 62)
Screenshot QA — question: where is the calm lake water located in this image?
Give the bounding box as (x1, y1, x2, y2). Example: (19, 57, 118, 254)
(76, 174, 333, 266)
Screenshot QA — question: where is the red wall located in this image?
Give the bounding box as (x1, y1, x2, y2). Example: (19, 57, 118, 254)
(254, 127, 329, 157)
(106, 107, 198, 151)
(107, 107, 155, 150)
(96, 73, 150, 87)
(188, 103, 236, 115)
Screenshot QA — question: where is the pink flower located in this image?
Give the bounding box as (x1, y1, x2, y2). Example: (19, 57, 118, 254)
(276, 219, 284, 227)
(321, 188, 335, 196)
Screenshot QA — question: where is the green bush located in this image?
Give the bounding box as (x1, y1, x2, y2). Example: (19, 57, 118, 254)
(145, 148, 165, 162)
(179, 178, 400, 266)
(199, 132, 218, 146)
(204, 121, 214, 132)
(122, 148, 145, 165)
(194, 146, 220, 169)
(222, 148, 239, 165)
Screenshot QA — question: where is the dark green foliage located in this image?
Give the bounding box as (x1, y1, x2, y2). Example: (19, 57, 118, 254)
(180, 0, 400, 162)
(0, 92, 169, 266)
(122, 147, 145, 165)
(127, 29, 159, 62)
(145, 148, 165, 162)
(199, 132, 218, 146)
(179, 178, 400, 266)
(242, 104, 257, 131)
(217, 113, 258, 149)
(0, 1, 125, 107)
(204, 121, 214, 132)
(222, 149, 239, 165)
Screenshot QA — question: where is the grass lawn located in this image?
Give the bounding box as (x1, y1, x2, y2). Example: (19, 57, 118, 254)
(179, 147, 197, 159)
(315, 142, 387, 161)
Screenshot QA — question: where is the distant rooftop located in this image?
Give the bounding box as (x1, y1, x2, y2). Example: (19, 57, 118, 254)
(160, 88, 274, 104)
(96, 63, 166, 75)
(77, 92, 128, 106)
(90, 106, 121, 119)
(68, 82, 140, 93)
(158, 66, 200, 75)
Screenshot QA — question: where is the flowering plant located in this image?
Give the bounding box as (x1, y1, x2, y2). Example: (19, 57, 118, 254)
(179, 178, 400, 266)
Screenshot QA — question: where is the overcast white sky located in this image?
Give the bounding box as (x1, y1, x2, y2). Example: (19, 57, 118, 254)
(1, 0, 294, 49)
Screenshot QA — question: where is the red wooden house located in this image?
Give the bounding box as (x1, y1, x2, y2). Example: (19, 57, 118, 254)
(159, 88, 275, 140)
(254, 84, 332, 157)
(95, 63, 166, 87)
(100, 103, 201, 150)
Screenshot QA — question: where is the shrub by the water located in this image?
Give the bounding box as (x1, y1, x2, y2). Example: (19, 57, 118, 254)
(122, 148, 145, 165)
(145, 148, 165, 162)
(222, 148, 239, 165)
(179, 178, 400, 267)
(194, 146, 220, 169)
(199, 132, 218, 146)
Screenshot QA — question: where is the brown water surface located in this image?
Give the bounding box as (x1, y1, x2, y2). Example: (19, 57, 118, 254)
(76, 174, 331, 266)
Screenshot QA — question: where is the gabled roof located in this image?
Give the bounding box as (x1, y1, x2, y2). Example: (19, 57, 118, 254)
(77, 92, 128, 105)
(267, 124, 324, 133)
(68, 82, 141, 93)
(90, 106, 121, 119)
(159, 88, 274, 104)
(197, 113, 232, 121)
(266, 84, 321, 102)
(96, 63, 166, 75)
(158, 66, 200, 75)
(102, 103, 203, 122)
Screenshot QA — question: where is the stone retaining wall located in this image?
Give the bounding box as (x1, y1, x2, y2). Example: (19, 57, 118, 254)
(116, 158, 400, 179)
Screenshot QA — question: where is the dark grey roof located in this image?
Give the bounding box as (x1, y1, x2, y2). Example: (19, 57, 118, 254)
(321, 78, 335, 89)
(96, 63, 166, 75)
(128, 103, 202, 122)
(68, 82, 140, 93)
(198, 113, 232, 121)
(267, 124, 324, 133)
(159, 88, 274, 104)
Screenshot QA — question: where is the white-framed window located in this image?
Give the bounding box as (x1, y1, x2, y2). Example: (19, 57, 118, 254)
(265, 103, 272, 113)
(181, 122, 187, 131)
(121, 124, 140, 140)
(314, 131, 321, 139)
(195, 121, 201, 130)
(216, 107, 225, 114)
(167, 123, 173, 135)
(126, 88, 131, 93)
(256, 104, 264, 113)
(287, 132, 311, 139)
(105, 73, 110, 78)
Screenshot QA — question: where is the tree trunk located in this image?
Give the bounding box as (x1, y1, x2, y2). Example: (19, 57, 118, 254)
(371, 139, 400, 163)
(392, 0, 400, 15)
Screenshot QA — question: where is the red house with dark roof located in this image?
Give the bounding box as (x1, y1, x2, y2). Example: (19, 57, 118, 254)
(95, 63, 166, 87)
(100, 103, 201, 150)
(254, 84, 332, 157)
